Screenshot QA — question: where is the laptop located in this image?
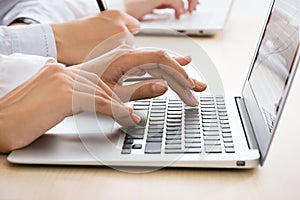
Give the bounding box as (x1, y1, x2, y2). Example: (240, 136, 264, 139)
(8, 0, 300, 169)
(139, 0, 233, 36)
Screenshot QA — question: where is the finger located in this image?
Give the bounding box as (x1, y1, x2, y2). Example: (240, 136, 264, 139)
(68, 69, 122, 103)
(145, 69, 198, 106)
(68, 68, 99, 85)
(71, 79, 121, 106)
(73, 91, 140, 126)
(192, 78, 207, 92)
(118, 50, 195, 89)
(95, 96, 141, 126)
(117, 11, 141, 33)
(164, 0, 186, 19)
(173, 56, 192, 66)
(145, 63, 194, 90)
(115, 80, 168, 102)
(97, 79, 122, 103)
(188, 0, 199, 13)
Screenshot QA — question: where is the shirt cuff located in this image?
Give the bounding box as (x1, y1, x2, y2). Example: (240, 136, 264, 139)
(0, 24, 57, 58)
(0, 54, 56, 98)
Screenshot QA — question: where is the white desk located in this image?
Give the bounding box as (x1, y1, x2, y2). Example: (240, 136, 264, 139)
(1, 0, 300, 199)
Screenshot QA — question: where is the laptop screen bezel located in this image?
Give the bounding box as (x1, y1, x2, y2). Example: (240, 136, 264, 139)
(241, 0, 300, 165)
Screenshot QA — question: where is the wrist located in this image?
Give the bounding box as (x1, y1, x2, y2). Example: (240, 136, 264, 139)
(51, 24, 64, 64)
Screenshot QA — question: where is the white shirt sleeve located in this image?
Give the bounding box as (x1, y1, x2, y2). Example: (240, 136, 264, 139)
(0, 24, 57, 58)
(2, 0, 100, 25)
(107, 0, 126, 11)
(0, 53, 56, 98)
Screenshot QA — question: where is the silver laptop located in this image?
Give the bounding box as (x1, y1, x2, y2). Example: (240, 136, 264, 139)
(139, 0, 233, 36)
(8, 0, 300, 169)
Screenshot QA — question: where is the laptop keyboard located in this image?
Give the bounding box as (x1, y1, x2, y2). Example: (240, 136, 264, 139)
(121, 96, 235, 154)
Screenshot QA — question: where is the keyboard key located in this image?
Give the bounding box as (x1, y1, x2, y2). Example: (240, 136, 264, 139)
(132, 144, 143, 149)
(151, 106, 166, 110)
(150, 113, 165, 117)
(149, 121, 164, 125)
(148, 128, 163, 133)
(204, 140, 221, 145)
(222, 133, 232, 138)
(185, 143, 201, 148)
(122, 144, 132, 149)
(166, 131, 181, 135)
(204, 136, 220, 141)
(166, 135, 181, 140)
(185, 121, 200, 125)
(203, 131, 220, 136)
(202, 123, 218, 127)
(166, 140, 182, 145)
(205, 146, 222, 153)
(147, 133, 163, 138)
(168, 107, 182, 111)
(202, 115, 217, 119)
(184, 148, 201, 153)
(167, 127, 182, 131)
(203, 127, 219, 132)
(121, 149, 131, 154)
(224, 143, 234, 148)
(219, 116, 229, 120)
(168, 111, 182, 115)
(167, 115, 182, 119)
(146, 138, 162, 142)
(185, 134, 201, 139)
(185, 138, 201, 143)
(225, 148, 235, 153)
(202, 119, 218, 123)
(221, 124, 230, 129)
(145, 143, 162, 154)
(126, 134, 144, 139)
(165, 144, 182, 150)
(201, 108, 216, 112)
(167, 123, 181, 127)
(167, 119, 182, 123)
(150, 117, 165, 121)
(223, 138, 233, 143)
(124, 139, 134, 144)
(148, 125, 164, 129)
(221, 128, 231, 133)
(151, 110, 165, 113)
(185, 125, 201, 130)
(165, 149, 184, 154)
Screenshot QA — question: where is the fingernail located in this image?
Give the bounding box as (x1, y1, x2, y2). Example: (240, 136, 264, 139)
(184, 56, 192, 62)
(194, 79, 207, 90)
(132, 113, 141, 124)
(152, 81, 168, 95)
(189, 94, 199, 106)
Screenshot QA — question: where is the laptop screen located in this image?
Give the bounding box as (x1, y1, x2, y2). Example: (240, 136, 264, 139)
(243, 0, 300, 164)
(249, 0, 300, 133)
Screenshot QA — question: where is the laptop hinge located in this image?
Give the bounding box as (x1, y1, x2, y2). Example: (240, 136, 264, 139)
(235, 97, 259, 150)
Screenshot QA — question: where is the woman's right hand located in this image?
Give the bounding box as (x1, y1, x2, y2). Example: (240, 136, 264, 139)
(0, 63, 140, 153)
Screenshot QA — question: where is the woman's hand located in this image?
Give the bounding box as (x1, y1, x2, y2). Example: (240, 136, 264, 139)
(125, 0, 199, 20)
(51, 10, 140, 65)
(77, 45, 207, 106)
(0, 63, 140, 153)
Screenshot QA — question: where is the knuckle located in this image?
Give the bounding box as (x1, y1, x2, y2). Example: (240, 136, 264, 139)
(110, 10, 123, 18)
(155, 50, 169, 60)
(43, 63, 65, 74)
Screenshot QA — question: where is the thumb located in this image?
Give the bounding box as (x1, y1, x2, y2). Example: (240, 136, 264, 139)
(114, 80, 168, 102)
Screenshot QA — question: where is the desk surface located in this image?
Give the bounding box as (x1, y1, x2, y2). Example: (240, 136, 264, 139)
(2, 0, 300, 199)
